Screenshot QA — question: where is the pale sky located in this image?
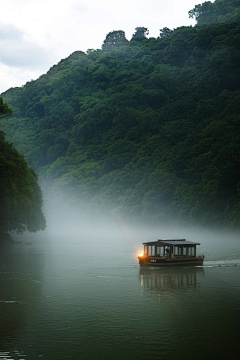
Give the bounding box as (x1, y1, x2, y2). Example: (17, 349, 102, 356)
(0, 0, 207, 93)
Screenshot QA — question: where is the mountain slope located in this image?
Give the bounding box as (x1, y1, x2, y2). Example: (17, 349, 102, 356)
(1, 0, 240, 227)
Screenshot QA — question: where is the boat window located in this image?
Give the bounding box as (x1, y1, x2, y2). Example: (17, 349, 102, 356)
(144, 245, 148, 255)
(183, 247, 187, 256)
(148, 246, 152, 256)
(152, 246, 155, 256)
(190, 247, 195, 256)
(157, 247, 164, 256)
(174, 247, 179, 256)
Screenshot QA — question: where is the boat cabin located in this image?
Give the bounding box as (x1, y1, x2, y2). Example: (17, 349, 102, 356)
(138, 239, 204, 266)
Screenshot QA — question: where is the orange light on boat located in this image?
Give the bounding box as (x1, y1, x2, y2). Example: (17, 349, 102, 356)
(138, 253, 144, 257)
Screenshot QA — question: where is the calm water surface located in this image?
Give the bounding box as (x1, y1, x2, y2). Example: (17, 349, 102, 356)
(0, 231, 239, 360)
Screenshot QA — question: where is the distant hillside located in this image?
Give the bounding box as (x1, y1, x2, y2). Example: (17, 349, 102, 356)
(1, 0, 240, 227)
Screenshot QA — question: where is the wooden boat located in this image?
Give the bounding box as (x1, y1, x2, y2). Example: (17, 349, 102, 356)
(138, 239, 204, 266)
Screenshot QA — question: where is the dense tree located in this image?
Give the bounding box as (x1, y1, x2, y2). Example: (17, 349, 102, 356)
(131, 27, 149, 41)
(102, 30, 128, 50)
(0, 97, 12, 118)
(189, 0, 240, 25)
(159, 27, 173, 38)
(188, 1, 214, 24)
(0, 98, 46, 236)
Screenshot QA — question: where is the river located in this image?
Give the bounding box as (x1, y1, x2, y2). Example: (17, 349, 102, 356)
(0, 227, 239, 360)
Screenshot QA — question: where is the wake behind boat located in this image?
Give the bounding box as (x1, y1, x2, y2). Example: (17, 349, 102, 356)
(138, 239, 204, 266)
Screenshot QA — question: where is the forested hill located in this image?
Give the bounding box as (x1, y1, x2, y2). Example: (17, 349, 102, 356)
(1, 0, 240, 227)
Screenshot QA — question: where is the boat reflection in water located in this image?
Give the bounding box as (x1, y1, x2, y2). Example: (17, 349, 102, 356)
(139, 266, 204, 293)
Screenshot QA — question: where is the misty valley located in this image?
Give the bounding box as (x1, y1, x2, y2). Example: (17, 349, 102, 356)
(0, 1, 240, 359)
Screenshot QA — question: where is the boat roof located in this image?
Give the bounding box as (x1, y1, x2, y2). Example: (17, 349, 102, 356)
(142, 239, 201, 246)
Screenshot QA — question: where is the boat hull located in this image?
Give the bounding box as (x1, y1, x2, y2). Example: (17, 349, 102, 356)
(138, 255, 204, 266)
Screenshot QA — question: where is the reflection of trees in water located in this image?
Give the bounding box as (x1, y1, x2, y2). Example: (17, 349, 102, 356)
(0, 243, 43, 351)
(139, 267, 204, 292)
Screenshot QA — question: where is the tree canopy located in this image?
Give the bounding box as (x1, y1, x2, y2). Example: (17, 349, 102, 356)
(0, 98, 46, 235)
(189, 0, 240, 25)
(102, 31, 128, 50)
(131, 27, 149, 41)
(0, 97, 12, 118)
(159, 27, 173, 38)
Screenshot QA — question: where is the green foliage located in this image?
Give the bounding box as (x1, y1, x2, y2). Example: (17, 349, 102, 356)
(0, 97, 12, 118)
(189, 0, 240, 25)
(102, 31, 128, 50)
(159, 27, 173, 38)
(0, 98, 46, 235)
(131, 27, 149, 41)
(1, 0, 240, 227)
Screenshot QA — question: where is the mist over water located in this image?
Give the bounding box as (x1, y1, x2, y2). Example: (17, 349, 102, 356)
(1, 203, 239, 360)
(35, 198, 240, 257)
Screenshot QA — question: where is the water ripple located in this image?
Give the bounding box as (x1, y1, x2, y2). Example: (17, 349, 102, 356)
(0, 350, 27, 360)
(204, 259, 240, 267)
